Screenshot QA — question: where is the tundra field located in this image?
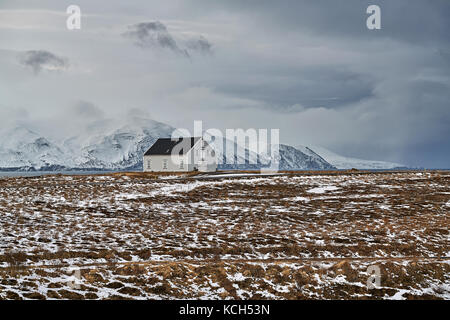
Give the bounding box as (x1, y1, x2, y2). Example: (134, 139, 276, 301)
(0, 171, 448, 300)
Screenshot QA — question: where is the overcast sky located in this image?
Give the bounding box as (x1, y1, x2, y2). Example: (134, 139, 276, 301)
(1, 0, 449, 167)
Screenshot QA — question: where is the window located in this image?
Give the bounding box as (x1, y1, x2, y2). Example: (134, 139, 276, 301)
(199, 144, 206, 161)
(163, 159, 168, 170)
(147, 159, 151, 170)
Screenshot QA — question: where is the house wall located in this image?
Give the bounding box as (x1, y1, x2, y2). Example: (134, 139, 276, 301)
(143, 138, 218, 172)
(198, 143, 218, 172)
(143, 154, 189, 172)
(186, 138, 217, 172)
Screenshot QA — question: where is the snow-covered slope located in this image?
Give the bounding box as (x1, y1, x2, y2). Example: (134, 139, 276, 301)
(278, 144, 335, 170)
(209, 137, 335, 170)
(211, 136, 271, 170)
(0, 120, 337, 171)
(307, 145, 405, 169)
(0, 127, 69, 170)
(65, 118, 175, 170)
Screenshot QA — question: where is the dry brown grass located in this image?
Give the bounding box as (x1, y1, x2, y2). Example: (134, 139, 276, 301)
(0, 171, 448, 299)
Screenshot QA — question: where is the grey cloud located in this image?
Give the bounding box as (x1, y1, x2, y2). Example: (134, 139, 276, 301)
(123, 21, 189, 57)
(17, 50, 68, 74)
(126, 107, 151, 119)
(328, 76, 450, 168)
(216, 68, 375, 111)
(438, 49, 450, 66)
(193, 0, 450, 45)
(70, 100, 105, 119)
(186, 36, 213, 55)
(2, 1, 449, 168)
(123, 21, 213, 57)
(0, 106, 29, 128)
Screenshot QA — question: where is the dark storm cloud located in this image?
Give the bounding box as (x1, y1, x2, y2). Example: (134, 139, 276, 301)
(182, 0, 449, 167)
(217, 68, 374, 111)
(193, 0, 450, 44)
(123, 21, 189, 57)
(438, 49, 450, 66)
(17, 50, 68, 74)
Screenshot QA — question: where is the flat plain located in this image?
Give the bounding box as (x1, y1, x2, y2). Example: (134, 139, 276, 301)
(0, 171, 448, 299)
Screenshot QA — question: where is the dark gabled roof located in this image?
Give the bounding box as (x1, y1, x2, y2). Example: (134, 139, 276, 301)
(144, 137, 200, 156)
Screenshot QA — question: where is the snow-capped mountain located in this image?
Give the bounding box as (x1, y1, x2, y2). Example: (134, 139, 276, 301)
(307, 145, 405, 169)
(64, 118, 175, 170)
(209, 135, 270, 170)
(277, 144, 335, 170)
(0, 119, 338, 171)
(0, 127, 69, 170)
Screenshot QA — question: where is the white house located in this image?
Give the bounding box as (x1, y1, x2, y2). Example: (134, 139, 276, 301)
(143, 137, 217, 172)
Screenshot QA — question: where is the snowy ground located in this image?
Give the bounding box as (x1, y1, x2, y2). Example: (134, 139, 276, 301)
(0, 171, 448, 299)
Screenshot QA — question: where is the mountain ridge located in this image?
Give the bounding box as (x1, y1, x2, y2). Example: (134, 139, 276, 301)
(0, 119, 404, 171)
(307, 145, 405, 170)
